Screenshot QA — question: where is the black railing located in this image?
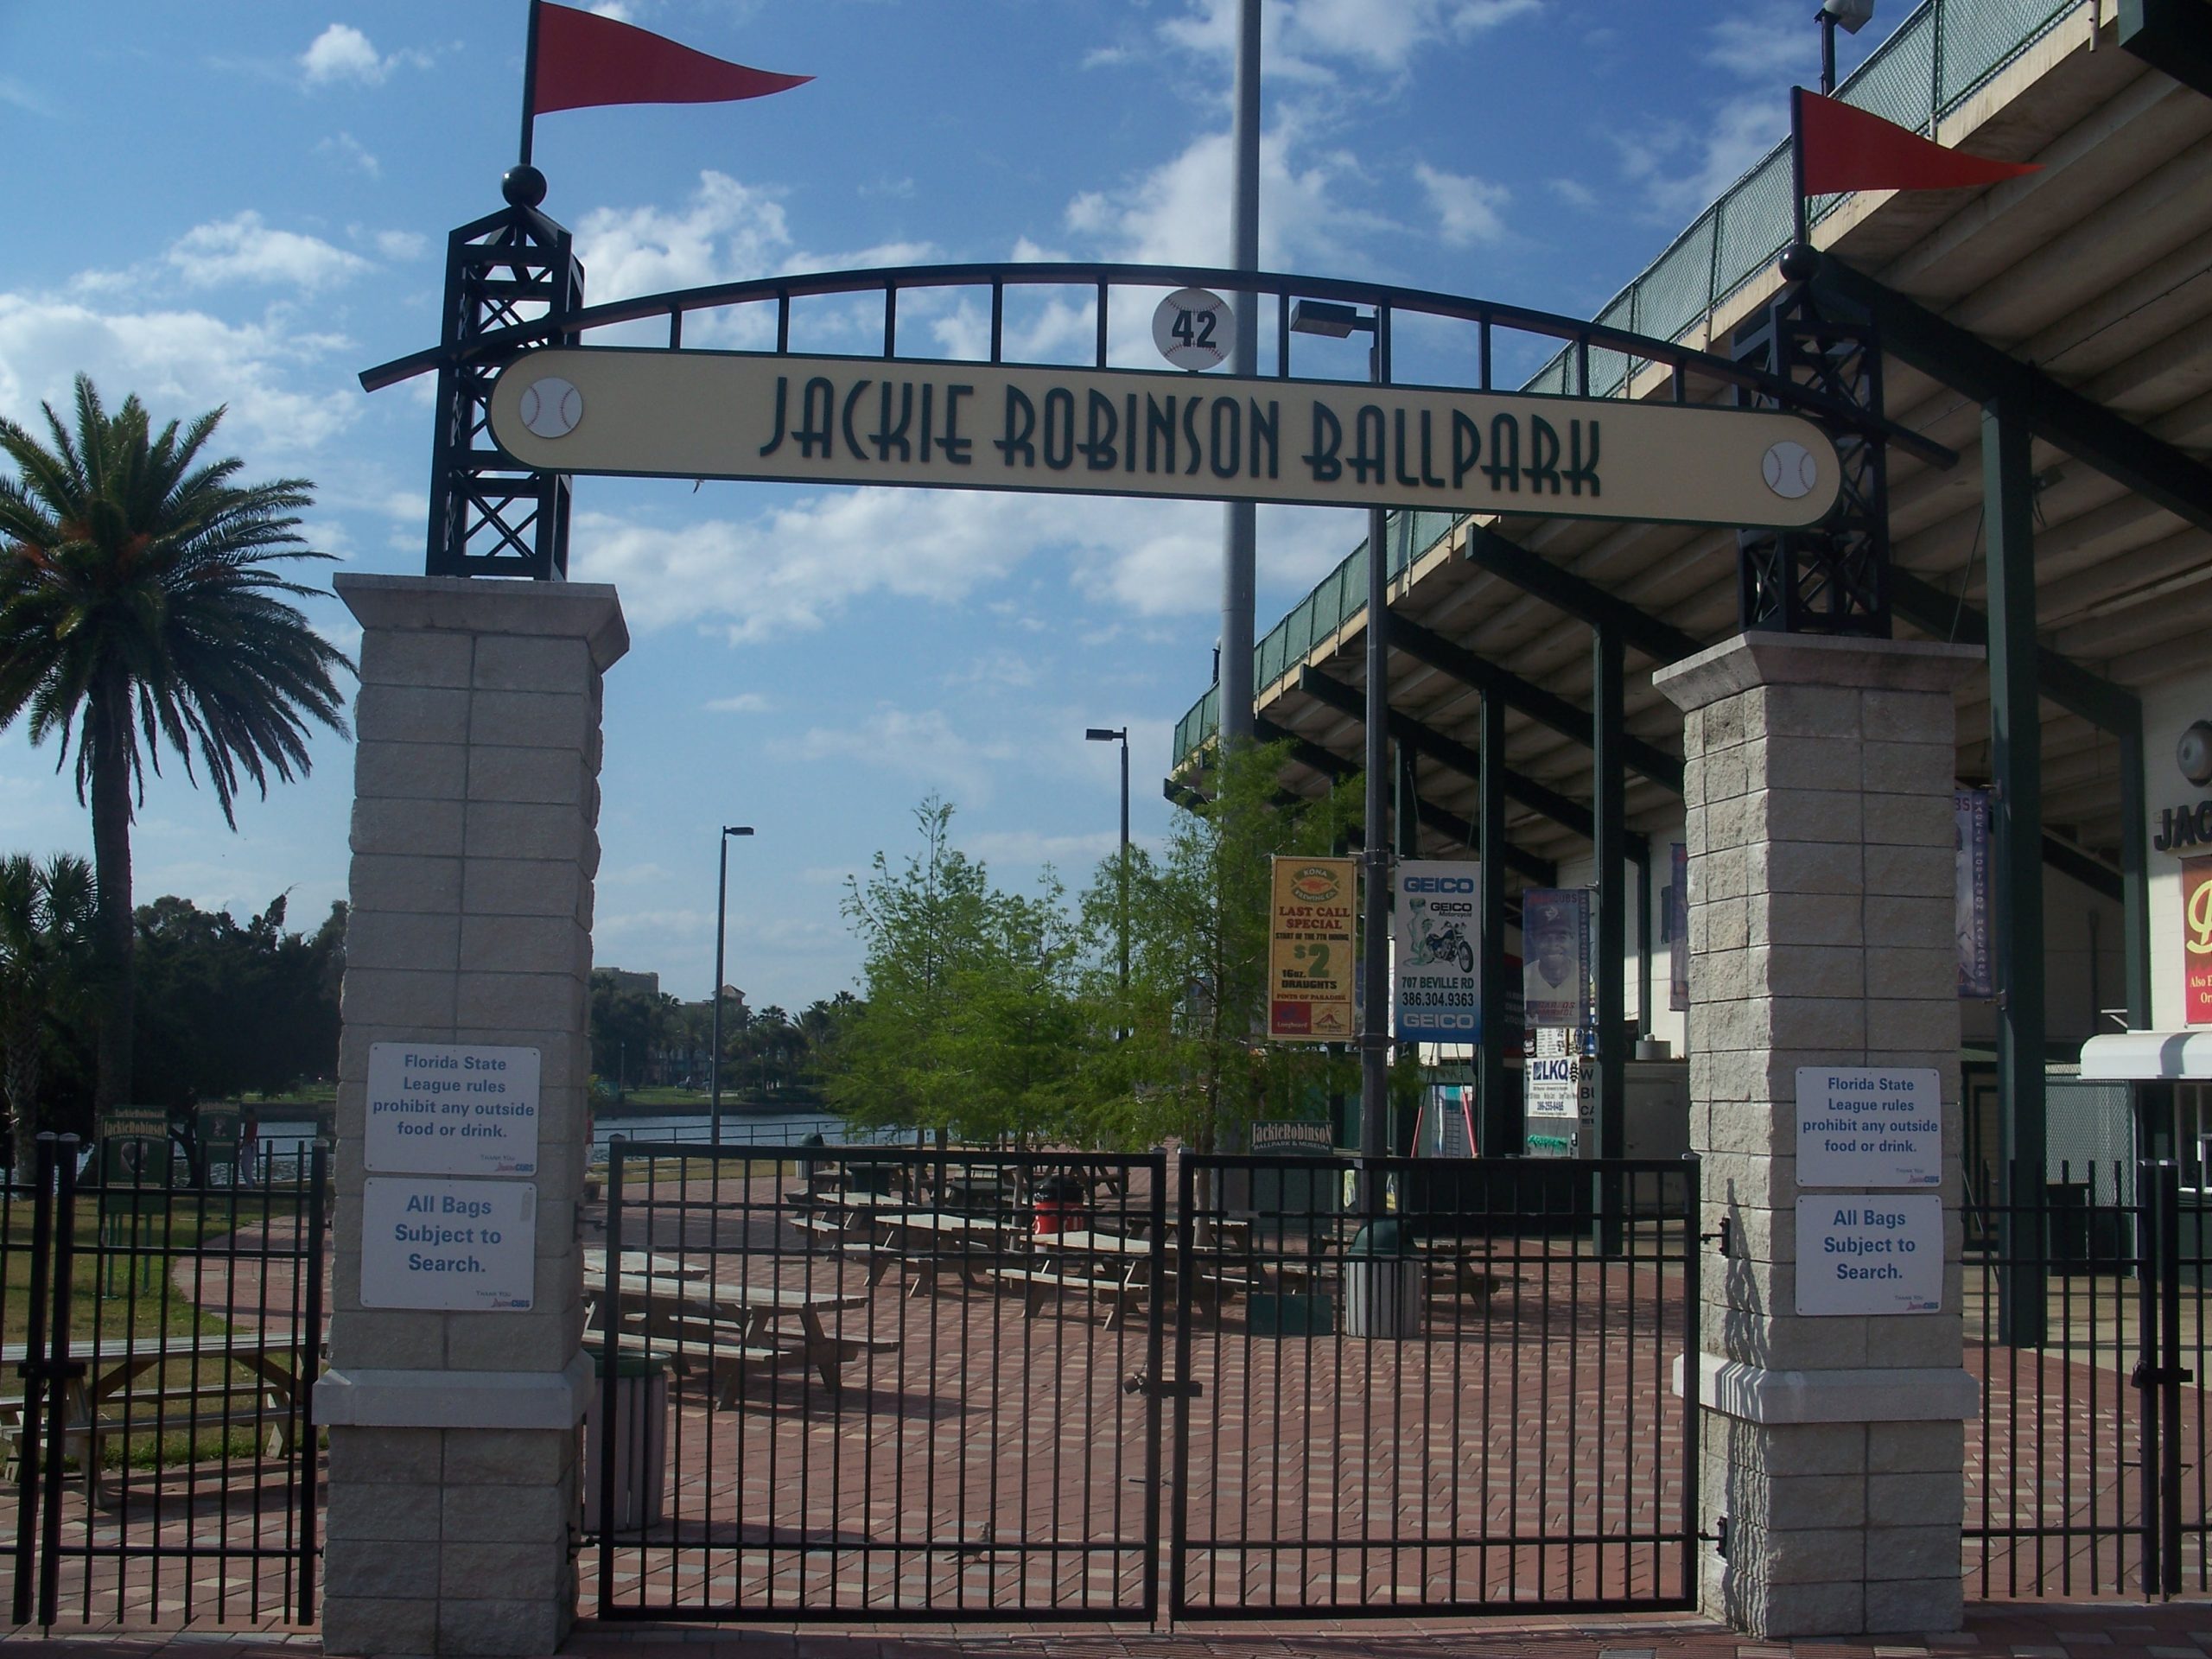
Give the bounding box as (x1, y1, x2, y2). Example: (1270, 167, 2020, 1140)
(1, 1133, 328, 1628)
(591, 1141, 1166, 1622)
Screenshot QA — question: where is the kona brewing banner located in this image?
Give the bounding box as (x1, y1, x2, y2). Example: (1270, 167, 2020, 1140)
(489, 347, 1846, 530)
(1268, 857, 1356, 1041)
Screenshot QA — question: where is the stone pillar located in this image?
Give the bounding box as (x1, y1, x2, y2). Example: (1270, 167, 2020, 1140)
(319, 575, 627, 1657)
(1654, 632, 1979, 1639)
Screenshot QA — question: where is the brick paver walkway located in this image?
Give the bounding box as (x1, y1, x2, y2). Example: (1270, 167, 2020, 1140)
(11, 1600, 2212, 1659)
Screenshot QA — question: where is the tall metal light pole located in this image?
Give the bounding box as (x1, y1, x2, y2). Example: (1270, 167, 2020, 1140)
(1291, 300, 1389, 1212)
(1815, 0, 1875, 95)
(709, 823, 755, 1146)
(1219, 0, 1262, 749)
(1086, 727, 1131, 1019)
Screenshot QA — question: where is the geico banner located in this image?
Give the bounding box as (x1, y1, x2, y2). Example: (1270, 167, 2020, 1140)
(489, 347, 1846, 530)
(1395, 859, 1481, 1042)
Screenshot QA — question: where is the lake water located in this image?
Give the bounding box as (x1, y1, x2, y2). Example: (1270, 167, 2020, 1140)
(251, 1109, 857, 1165)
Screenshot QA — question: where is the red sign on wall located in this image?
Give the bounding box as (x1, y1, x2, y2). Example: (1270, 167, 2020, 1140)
(2184, 858, 2212, 1025)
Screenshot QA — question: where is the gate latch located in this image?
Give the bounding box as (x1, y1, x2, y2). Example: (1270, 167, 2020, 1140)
(1124, 1369, 1202, 1401)
(1699, 1217, 1733, 1259)
(2131, 1359, 2196, 1389)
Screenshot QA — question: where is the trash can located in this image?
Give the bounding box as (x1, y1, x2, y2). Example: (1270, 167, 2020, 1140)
(1033, 1173, 1088, 1235)
(583, 1345, 669, 1533)
(797, 1130, 828, 1185)
(1341, 1219, 1423, 1339)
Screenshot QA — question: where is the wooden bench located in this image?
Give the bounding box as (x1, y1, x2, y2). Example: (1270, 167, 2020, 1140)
(990, 1264, 1147, 1328)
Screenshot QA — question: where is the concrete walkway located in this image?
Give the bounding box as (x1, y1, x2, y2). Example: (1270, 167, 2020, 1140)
(8, 1603, 2212, 1659)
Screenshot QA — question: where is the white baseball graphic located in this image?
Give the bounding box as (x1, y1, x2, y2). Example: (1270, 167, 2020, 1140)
(1761, 439, 1818, 499)
(518, 376, 583, 439)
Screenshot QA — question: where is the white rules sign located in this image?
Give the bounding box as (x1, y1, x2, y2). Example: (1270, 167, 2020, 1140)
(1795, 1066, 1942, 1188)
(365, 1042, 540, 1177)
(1796, 1196, 1942, 1316)
(360, 1179, 536, 1311)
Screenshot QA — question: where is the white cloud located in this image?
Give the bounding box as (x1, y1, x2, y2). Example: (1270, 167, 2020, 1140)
(165, 213, 369, 292)
(572, 172, 941, 311)
(1707, 13, 1814, 82)
(1617, 97, 1787, 219)
(961, 829, 1120, 868)
(318, 132, 379, 178)
(300, 23, 416, 86)
(1161, 0, 1541, 78)
(1549, 177, 1599, 210)
(595, 907, 713, 939)
(703, 693, 772, 713)
(372, 229, 427, 262)
(775, 707, 1018, 806)
(1414, 162, 1510, 248)
(1065, 118, 1396, 270)
(0, 294, 359, 461)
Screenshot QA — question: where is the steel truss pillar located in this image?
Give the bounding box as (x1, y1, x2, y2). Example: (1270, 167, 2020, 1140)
(1594, 625, 1627, 1250)
(1986, 399, 2048, 1347)
(1479, 692, 1517, 1158)
(427, 180, 581, 580)
(1732, 283, 1892, 638)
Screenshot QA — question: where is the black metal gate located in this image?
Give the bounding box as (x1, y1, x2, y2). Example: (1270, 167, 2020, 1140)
(1167, 1154, 1700, 1617)
(3, 1131, 329, 1628)
(588, 1143, 1700, 1623)
(591, 1141, 1166, 1622)
(1965, 1158, 2212, 1600)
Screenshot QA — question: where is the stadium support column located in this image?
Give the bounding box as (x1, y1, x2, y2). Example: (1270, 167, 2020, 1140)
(1594, 626, 1627, 1250)
(1986, 400, 2047, 1348)
(1479, 691, 1516, 1156)
(1656, 631, 1977, 1638)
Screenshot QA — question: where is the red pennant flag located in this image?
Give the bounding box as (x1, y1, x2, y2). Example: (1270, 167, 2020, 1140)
(1796, 87, 2039, 194)
(530, 1, 810, 116)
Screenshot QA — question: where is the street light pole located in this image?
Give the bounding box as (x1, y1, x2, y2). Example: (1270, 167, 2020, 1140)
(1290, 300, 1389, 1215)
(709, 823, 755, 1147)
(1086, 728, 1131, 1022)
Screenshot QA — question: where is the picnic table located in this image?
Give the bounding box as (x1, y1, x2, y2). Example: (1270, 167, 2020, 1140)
(581, 1248, 702, 1280)
(582, 1268, 879, 1402)
(861, 1211, 1027, 1296)
(1, 1331, 316, 1504)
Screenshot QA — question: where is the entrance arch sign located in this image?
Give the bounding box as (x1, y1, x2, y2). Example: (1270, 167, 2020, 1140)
(488, 345, 1844, 530)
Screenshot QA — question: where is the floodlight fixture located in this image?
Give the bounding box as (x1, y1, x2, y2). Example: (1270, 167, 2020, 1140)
(1818, 0, 1875, 33)
(1288, 300, 1371, 339)
(1085, 727, 1124, 742)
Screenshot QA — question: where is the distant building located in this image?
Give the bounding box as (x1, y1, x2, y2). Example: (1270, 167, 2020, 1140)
(604, 968, 659, 998)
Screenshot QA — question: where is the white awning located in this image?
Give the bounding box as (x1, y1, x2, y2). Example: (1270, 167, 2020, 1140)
(2079, 1031, 2212, 1081)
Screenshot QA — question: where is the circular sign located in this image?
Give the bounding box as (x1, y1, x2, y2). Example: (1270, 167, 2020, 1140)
(518, 376, 583, 439)
(1761, 439, 1819, 499)
(1153, 288, 1235, 372)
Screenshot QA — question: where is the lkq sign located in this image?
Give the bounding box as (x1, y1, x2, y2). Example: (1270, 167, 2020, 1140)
(490, 348, 1844, 531)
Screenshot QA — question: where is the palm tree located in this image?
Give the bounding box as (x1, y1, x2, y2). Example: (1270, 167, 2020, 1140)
(0, 852, 99, 1172)
(0, 377, 352, 1114)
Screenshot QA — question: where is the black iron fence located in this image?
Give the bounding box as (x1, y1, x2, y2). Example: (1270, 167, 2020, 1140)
(1, 1131, 328, 1628)
(1964, 1159, 2212, 1601)
(588, 1145, 1699, 1623)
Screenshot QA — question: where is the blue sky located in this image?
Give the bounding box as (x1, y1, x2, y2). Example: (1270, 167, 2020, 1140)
(0, 1, 1885, 1013)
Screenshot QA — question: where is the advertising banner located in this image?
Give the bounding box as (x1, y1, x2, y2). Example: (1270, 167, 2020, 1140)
(1268, 856, 1357, 1041)
(1521, 887, 1592, 1030)
(2186, 856, 2212, 1026)
(1395, 859, 1481, 1042)
(1955, 788, 1993, 999)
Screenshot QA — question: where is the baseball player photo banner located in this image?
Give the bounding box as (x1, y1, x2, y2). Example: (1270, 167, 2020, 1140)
(1521, 887, 1592, 1031)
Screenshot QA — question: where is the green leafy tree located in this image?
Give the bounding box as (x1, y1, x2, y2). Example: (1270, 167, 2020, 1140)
(0, 852, 99, 1169)
(130, 892, 344, 1109)
(829, 798, 1088, 1143)
(0, 377, 352, 1112)
(1071, 741, 1358, 1153)
(588, 971, 672, 1095)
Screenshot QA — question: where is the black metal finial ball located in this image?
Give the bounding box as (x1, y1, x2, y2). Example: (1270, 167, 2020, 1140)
(503, 164, 548, 207)
(1777, 241, 1820, 282)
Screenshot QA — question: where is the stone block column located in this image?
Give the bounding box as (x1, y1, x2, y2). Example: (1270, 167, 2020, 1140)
(1654, 632, 1979, 1639)
(319, 575, 627, 1657)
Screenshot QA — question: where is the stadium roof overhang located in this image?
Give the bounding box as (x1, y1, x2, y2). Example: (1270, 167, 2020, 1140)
(1175, 0, 2212, 899)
